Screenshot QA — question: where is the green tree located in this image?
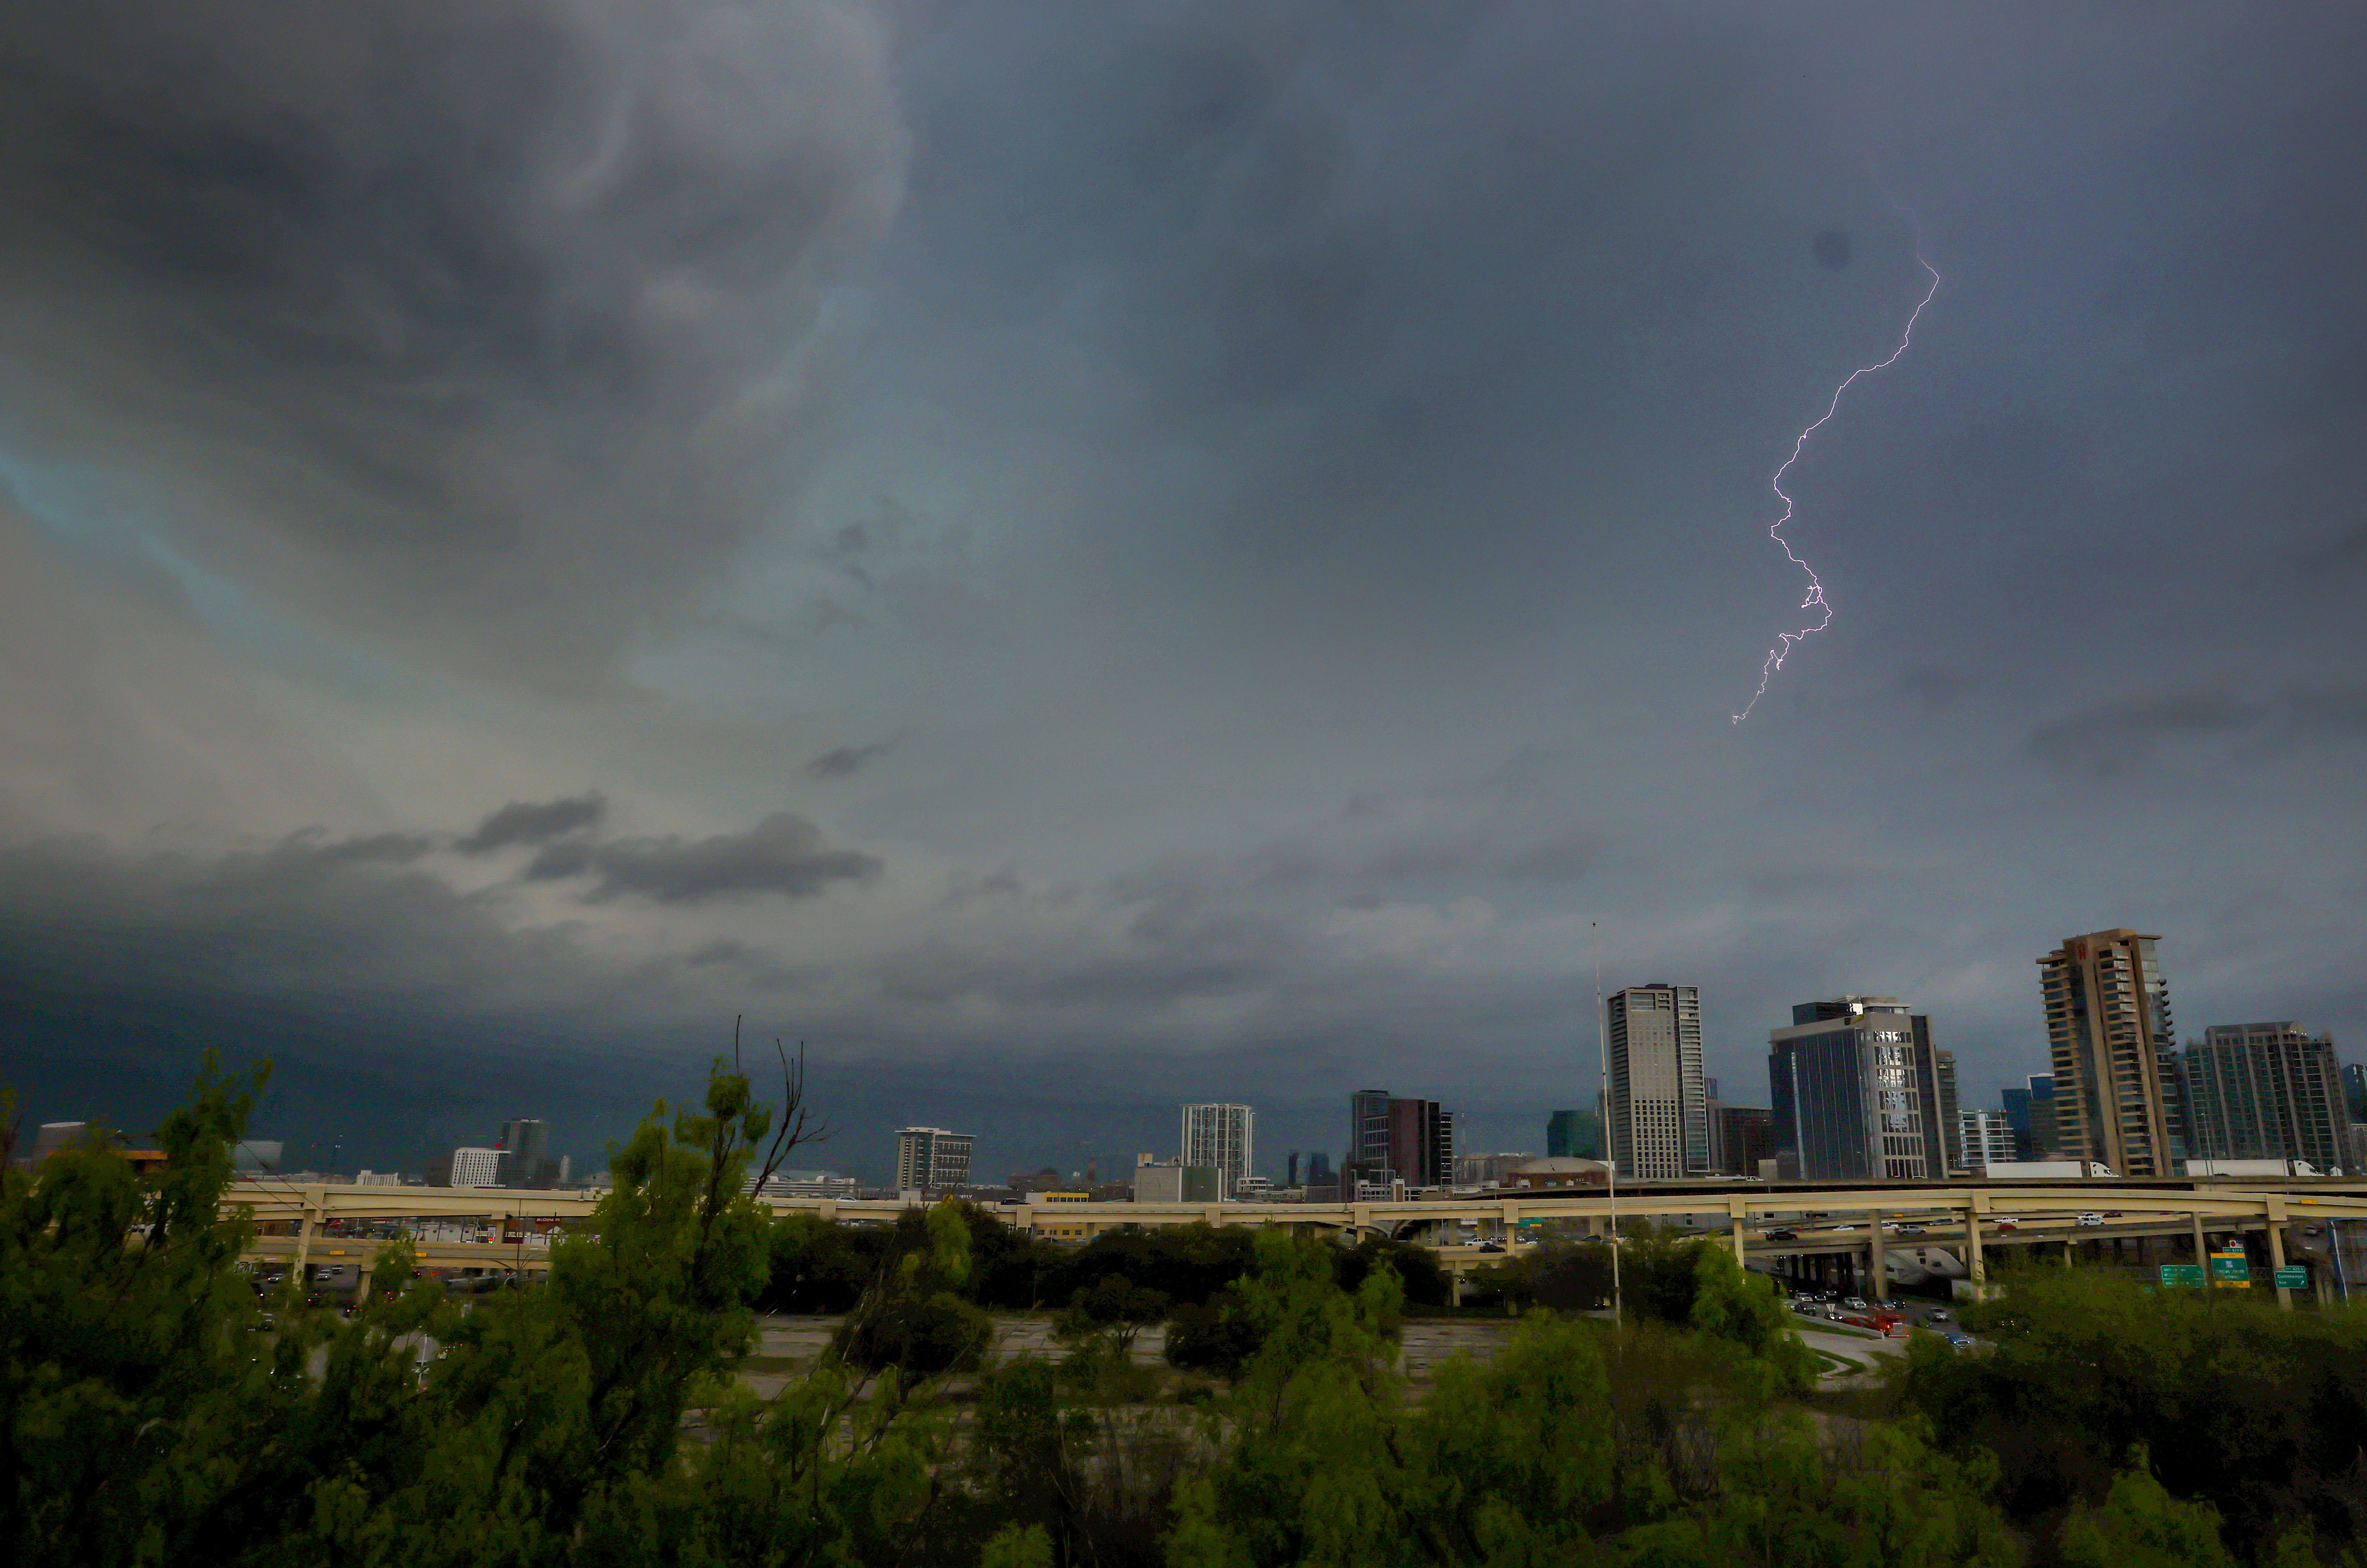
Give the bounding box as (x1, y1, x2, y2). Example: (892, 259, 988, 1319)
(2059, 1455, 2238, 1568)
(1057, 1272, 1171, 1359)
(1687, 1243, 1817, 1394)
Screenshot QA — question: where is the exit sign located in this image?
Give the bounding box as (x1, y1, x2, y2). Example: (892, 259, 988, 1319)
(2274, 1265, 2307, 1290)
(2209, 1251, 2250, 1285)
(2158, 1264, 2204, 1288)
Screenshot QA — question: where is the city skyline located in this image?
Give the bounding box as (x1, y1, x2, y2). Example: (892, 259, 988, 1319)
(2, 7, 2361, 1190)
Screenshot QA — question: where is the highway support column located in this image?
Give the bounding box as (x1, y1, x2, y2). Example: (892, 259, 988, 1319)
(1729, 1195, 1749, 1268)
(292, 1187, 320, 1281)
(2192, 1210, 2208, 1268)
(1868, 1207, 1888, 1303)
(2268, 1198, 2292, 1311)
(1964, 1196, 1988, 1302)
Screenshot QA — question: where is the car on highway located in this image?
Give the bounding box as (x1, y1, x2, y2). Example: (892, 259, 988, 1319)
(1928, 1310, 1950, 1323)
(1841, 1296, 1869, 1311)
(1476, 1240, 1505, 1254)
(1993, 1218, 2020, 1232)
(1761, 1228, 1799, 1241)
(1945, 1333, 1974, 1350)
(1896, 1224, 1928, 1236)
(2076, 1212, 2106, 1226)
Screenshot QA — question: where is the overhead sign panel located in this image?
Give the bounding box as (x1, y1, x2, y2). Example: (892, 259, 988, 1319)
(2209, 1251, 2250, 1285)
(2158, 1264, 2204, 1288)
(2273, 1265, 2308, 1290)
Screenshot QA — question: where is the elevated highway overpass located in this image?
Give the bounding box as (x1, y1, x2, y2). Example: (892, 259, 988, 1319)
(226, 1176, 2367, 1309)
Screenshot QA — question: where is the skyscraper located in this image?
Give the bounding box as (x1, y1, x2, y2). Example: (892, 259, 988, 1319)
(1999, 1073, 2059, 1160)
(1606, 983, 1708, 1179)
(893, 1127, 974, 1194)
(1181, 1103, 1256, 1197)
(1546, 1108, 1604, 1160)
(1768, 996, 1938, 1181)
(1349, 1089, 1393, 1181)
(2344, 1062, 2367, 1121)
(1930, 1047, 1963, 1174)
(499, 1117, 552, 1187)
(2181, 1024, 2347, 1172)
(2038, 930, 2185, 1177)
(1385, 1098, 1456, 1188)
(1715, 1105, 1775, 1176)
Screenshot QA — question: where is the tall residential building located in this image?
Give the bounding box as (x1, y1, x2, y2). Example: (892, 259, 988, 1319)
(893, 1127, 974, 1193)
(1546, 1108, 1604, 1160)
(447, 1147, 507, 1188)
(1768, 996, 1938, 1181)
(1349, 1089, 1394, 1180)
(1606, 983, 1708, 1179)
(2180, 1024, 2347, 1173)
(1181, 1103, 1256, 1197)
(2038, 930, 2186, 1177)
(1958, 1110, 2018, 1172)
(2344, 1062, 2367, 1121)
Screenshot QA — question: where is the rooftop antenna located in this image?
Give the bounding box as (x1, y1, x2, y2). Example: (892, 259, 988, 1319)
(1596, 919, 1620, 1324)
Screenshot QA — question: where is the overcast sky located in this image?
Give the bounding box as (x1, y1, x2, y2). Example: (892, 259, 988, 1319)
(4, 1, 2364, 1182)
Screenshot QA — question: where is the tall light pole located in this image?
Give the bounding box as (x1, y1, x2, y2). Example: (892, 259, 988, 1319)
(1596, 920, 1620, 1324)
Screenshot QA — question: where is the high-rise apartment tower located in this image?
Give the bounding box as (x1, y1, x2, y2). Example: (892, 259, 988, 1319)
(893, 1127, 974, 1194)
(1605, 984, 1708, 1179)
(1180, 1103, 1256, 1197)
(2181, 1024, 2347, 1173)
(2038, 930, 2184, 1177)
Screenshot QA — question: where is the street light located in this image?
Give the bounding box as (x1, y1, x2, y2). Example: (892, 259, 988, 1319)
(1595, 920, 1620, 1325)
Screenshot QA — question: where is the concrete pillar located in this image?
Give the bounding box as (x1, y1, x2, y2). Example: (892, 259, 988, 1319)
(1964, 1207, 1986, 1299)
(2062, 1237, 2074, 1269)
(292, 1194, 318, 1281)
(1730, 1197, 1749, 1268)
(2192, 1210, 2208, 1264)
(2268, 1218, 2292, 1311)
(1868, 1209, 1889, 1302)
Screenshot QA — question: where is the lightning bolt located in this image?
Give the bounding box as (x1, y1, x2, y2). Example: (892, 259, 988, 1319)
(1732, 210, 1940, 723)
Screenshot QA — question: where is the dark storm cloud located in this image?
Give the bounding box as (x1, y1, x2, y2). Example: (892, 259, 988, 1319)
(2026, 689, 2367, 777)
(804, 734, 902, 779)
(524, 812, 881, 904)
(457, 794, 609, 854)
(2025, 693, 2258, 778)
(0, 0, 906, 686)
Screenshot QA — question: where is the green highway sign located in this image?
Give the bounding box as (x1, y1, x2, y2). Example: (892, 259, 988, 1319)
(2274, 1266, 2308, 1290)
(2209, 1251, 2250, 1284)
(2158, 1264, 2205, 1288)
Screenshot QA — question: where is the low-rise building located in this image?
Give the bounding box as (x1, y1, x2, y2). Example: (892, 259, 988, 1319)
(1507, 1157, 1611, 1190)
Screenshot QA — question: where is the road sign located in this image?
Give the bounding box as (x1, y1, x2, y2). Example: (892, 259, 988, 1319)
(2274, 1265, 2307, 1290)
(2209, 1251, 2250, 1285)
(2158, 1264, 2205, 1288)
